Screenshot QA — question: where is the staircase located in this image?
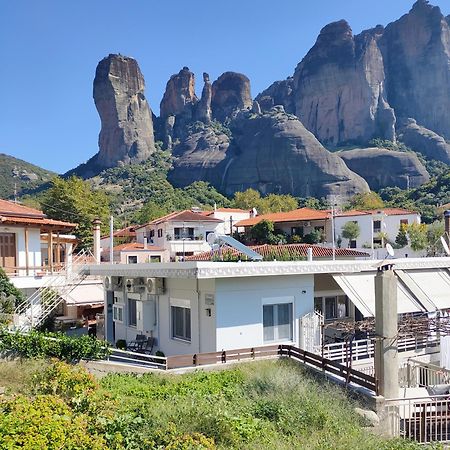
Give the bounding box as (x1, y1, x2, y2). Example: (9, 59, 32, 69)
(13, 249, 94, 331)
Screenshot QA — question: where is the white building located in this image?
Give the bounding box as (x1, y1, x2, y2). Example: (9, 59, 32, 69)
(88, 256, 450, 357)
(334, 208, 421, 250)
(202, 208, 251, 235)
(135, 210, 223, 262)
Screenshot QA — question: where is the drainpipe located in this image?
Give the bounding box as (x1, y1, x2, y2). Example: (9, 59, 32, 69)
(92, 219, 102, 264)
(444, 210, 450, 246)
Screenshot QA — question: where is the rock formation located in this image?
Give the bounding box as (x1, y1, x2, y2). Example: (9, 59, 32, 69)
(292, 21, 395, 146)
(211, 72, 253, 121)
(256, 78, 295, 114)
(160, 67, 198, 120)
(93, 54, 155, 169)
(169, 107, 369, 198)
(339, 147, 430, 190)
(379, 0, 450, 139)
(195, 72, 212, 123)
(397, 118, 450, 164)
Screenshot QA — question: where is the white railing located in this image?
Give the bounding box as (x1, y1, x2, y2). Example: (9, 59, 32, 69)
(400, 360, 450, 388)
(12, 249, 93, 331)
(323, 335, 439, 363)
(108, 348, 167, 370)
(384, 395, 450, 443)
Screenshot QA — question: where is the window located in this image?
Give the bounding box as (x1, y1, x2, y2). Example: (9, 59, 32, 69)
(127, 255, 138, 264)
(314, 296, 349, 320)
(171, 306, 191, 341)
(291, 226, 304, 237)
(400, 219, 408, 226)
(174, 227, 194, 240)
(150, 255, 161, 262)
(349, 239, 357, 249)
(113, 304, 123, 323)
(157, 229, 163, 238)
(128, 299, 137, 327)
(373, 220, 381, 232)
(263, 303, 293, 342)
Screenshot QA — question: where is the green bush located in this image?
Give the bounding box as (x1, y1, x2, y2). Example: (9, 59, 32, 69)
(0, 329, 109, 361)
(115, 339, 127, 350)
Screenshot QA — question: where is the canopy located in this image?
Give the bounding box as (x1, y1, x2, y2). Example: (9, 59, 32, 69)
(332, 272, 426, 317)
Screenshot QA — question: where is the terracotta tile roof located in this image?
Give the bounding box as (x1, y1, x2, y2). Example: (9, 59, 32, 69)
(336, 208, 419, 218)
(113, 242, 165, 252)
(0, 216, 77, 230)
(185, 243, 369, 261)
(101, 225, 137, 239)
(0, 199, 46, 218)
(136, 210, 223, 228)
(235, 208, 330, 227)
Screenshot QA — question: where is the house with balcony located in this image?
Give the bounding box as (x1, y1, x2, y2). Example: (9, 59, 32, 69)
(134, 210, 223, 261)
(235, 208, 332, 242)
(334, 208, 421, 252)
(0, 199, 77, 289)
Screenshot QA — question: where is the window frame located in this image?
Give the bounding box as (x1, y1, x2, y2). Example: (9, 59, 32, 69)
(262, 302, 293, 343)
(112, 304, 124, 323)
(128, 298, 137, 327)
(171, 305, 191, 342)
(314, 295, 349, 321)
(127, 255, 138, 264)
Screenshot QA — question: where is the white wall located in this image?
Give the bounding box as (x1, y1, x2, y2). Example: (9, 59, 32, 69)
(212, 211, 250, 234)
(215, 275, 314, 351)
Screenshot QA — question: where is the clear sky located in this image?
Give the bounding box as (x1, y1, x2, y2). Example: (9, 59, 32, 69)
(1, 0, 448, 173)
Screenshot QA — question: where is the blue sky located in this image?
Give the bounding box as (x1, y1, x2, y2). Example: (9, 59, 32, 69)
(1, 0, 448, 173)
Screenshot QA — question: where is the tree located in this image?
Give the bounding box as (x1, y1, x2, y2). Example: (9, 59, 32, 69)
(250, 220, 275, 244)
(341, 221, 361, 246)
(42, 176, 110, 249)
(262, 194, 298, 213)
(233, 189, 262, 211)
(133, 201, 169, 225)
(407, 223, 428, 251)
(395, 225, 409, 248)
(347, 192, 384, 210)
(426, 220, 445, 256)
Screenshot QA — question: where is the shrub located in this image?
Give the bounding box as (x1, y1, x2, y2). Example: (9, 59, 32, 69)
(115, 339, 127, 350)
(0, 329, 109, 361)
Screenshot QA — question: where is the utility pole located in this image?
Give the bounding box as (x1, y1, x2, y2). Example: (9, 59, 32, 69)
(109, 216, 114, 263)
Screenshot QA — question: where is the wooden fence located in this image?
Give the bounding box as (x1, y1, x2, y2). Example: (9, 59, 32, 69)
(165, 344, 379, 395)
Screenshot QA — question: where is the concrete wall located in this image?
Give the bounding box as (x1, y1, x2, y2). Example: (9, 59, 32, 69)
(215, 275, 314, 351)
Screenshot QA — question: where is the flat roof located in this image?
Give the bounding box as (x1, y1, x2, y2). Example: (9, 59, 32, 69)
(87, 257, 450, 280)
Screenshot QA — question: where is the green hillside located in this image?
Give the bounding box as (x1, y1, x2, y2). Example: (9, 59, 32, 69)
(0, 153, 55, 199)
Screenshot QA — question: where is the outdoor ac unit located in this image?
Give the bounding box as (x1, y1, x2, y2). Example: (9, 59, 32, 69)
(103, 276, 112, 290)
(112, 276, 123, 290)
(133, 277, 147, 295)
(146, 277, 165, 295)
(125, 278, 134, 293)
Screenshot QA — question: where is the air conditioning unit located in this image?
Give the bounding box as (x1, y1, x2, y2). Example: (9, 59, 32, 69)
(112, 276, 124, 290)
(148, 277, 165, 295)
(103, 276, 112, 290)
(133, 277, 147, 295)
(125, 278, 134, 293)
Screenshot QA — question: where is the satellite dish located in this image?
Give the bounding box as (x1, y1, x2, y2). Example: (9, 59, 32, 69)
(207, 233, 217, 246)
(441, 236, 450, 256)
(386, 243, 395, 258)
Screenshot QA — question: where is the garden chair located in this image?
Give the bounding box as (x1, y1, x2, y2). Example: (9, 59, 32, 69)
(140, 337, 155, 355)
(126, 334, 146, 351)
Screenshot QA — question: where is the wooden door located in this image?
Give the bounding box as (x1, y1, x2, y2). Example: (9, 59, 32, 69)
(0, 233, 16, 273)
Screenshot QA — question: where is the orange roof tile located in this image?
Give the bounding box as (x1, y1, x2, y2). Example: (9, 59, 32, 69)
(101, 225, 137, 239)
(113, 242, 165, 252)
(235, 208, 330, 227)
(0, 199, 46, 218)
(0, 216, 76, 230)
(136, 210, 223, 228)
(185, 243, 369, 261)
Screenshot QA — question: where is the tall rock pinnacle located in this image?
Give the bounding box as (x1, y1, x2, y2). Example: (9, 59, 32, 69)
(93, 54, 155, 169)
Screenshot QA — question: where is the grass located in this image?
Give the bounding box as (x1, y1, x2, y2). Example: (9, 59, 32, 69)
(0, 359, 49, 394)
(0, 358, 433, 449)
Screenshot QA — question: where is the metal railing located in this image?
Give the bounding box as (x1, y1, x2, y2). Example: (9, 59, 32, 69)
(12, 249, 93, 331)
(108, 348, 167, 370)
(323, 335, 440, 363)
(384, 395, 450, 443)
(400, 360, 450, 388)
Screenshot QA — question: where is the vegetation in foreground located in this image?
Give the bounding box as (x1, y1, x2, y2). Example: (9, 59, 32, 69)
(0, 358, 429, 449)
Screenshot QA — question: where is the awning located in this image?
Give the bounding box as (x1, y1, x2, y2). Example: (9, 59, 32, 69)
(396, 269, 450, 312)
(332, 272, 426, 317)
(62, 283, 104, 305)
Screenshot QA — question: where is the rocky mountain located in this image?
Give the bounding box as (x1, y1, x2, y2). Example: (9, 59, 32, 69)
(0, 153, 55, 199)
(339, 147, 429, 191)
(169, 107, 369, 198)
(67, 1, 449, 201)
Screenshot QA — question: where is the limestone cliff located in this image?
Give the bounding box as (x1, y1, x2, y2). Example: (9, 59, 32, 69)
(93, 54, 155, 169)
(339, 147, 430, 190)
(169, 107, 369, 198)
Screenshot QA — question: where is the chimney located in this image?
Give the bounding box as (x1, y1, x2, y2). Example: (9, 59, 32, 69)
(92, 218, 102, 264)
(445, 210, 450, 245)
